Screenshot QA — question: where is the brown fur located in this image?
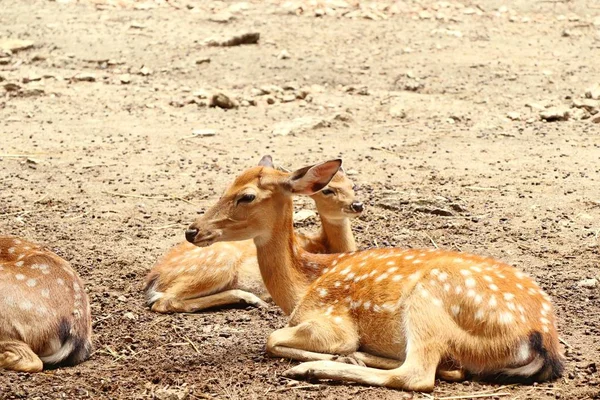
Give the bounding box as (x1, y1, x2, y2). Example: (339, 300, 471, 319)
(0, 236, 92, 372)
(187, 160, 564, 392)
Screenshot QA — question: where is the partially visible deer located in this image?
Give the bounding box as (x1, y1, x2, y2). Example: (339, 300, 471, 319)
(0, 236, 92, 372)
(185, 159, 564, 392)
(145, 156, 363, 314)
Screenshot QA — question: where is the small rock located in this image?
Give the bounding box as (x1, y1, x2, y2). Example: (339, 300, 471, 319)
(22, 74, 42, 84)
(272, 116, 329, 136)
(209, 92, 238, 109)
(526, 102, 547, 111)
(204, 32, 260, 47)
(403, 80, 424, 92)
(3, 82, 21, 92)
(282, 82, 299, 91)
(585, 84, 600, 100)
(209, 12, 234, 23)
(345, 169, 358, 176)
(277, 49, 291, 60)
(281, 94, 296, 103)
(572, 98, 599, 113)
(117, 295, 127, 302)
(389, 105, 406, 119)
(592, 114, 600, 123)
(0, 38, 34, 53)
(577, 278, 598, 288)
(129, 21, 145, 29)
(594, 16, 600, 27)
(540, 107, 570, 122)
(139, 66, 152, 76)
(507, 111, 521, 121)
(259, 84, 283, 94)
(195, 57, 211, 65)
(154, 387, 190, 400)
(265, 96, 276, 105)
(192, 89, 210, 99)
(192, 129, 216, 137)
(293, 209, 317, 222)
(72, 73, 96, 82)
(123, 312, 137, 320)
(31, 54, 48, 62)
(570, 107, 587, 120)
(119, 74, 131, 84)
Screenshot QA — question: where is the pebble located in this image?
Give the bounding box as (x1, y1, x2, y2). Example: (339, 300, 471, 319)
(572, 98, 599, 113)
(209, 12, 234, 23)
(585, 84, 600, 100)
(570, 108, 587, 120)
(277, 49, 291, 60)
(577, 278, 598, 288)
(507, 111, 521, 121)
(73, 73, 96, 82)
(119, 74, 131, 84)
(209, 92, 238, 109)
(293, 209, 317, 222)
(389, 104, 406, 119)
(540, 106, 570, 122)
(204, 32, 260, 47)
(123, 312, 137, 320)
(195, 57, 211, 65)
(139, 66, 151, 76)
(272, 116, 329, 136)
(0, 38, 34, 53)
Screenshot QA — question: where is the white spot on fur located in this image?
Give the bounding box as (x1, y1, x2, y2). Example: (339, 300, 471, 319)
(404, 254, 415, 260)
(26, 279, 37, 287)
(470, 266, 482, 273)
(455, 286, 463, 294)
(340, 267, 351, 276)
(443, 283, 451, 292)
(542, 326, 549, 333)
(465, 277, 476, 288)
(375, 273, 389, 282)
(318, 288, 328, 297)
(474, 294, 483, 305)
(450, 305, 460, 316)
(489, 284, 499, 291)
(474, 309, 484, 320)
(386, 261, 396, 267)
(467, 289, 476, 298)
(57, 278, 65, 285)
(503, 293, 515, 301)
(334, 316, 343, 324)
(408, 272, 420, 281)
(540, 317, 550, 325)
(432, 297, 442, 307)
(483, 275, 493, 283)
(392, 274, 403, 282)
(334, 281, 341, 288)
(515, 271, 525, 279)
(507, 302, 516, 311)
(15, 261, 24, 267)
(20, 300, 33, 310)
(15, 274, 25, 281)
(453, 258, 464, 263)
(460, 269, 471, 276)
(363, 301, 371, 310)
(430, 269, 440, 276)
(499, 311, 514, 324)
(489, 295, 497, 308)
(41, 289, 50, 298)
(8, 247, 15, 254)
(516, 283, 524, 290)
(387, 267, 398, 274)
(438, 272, 448, 282)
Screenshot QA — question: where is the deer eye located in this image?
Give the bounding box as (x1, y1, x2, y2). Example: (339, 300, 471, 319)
(321, 189, 335, 196)
(237, 193, 256, 205)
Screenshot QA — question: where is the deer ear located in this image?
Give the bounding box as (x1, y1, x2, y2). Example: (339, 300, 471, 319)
(258, 155, 274, 168)
(284, 159, 342, 195)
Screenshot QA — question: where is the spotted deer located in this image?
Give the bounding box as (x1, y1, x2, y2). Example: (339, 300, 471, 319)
(145, 156, 363, 313)
(0, 236, 92, 372)
(184, 159, 564, 392)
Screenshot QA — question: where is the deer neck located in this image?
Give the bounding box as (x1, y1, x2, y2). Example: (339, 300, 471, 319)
(316, 216, 356, 253)
(253, 198, 311, 315)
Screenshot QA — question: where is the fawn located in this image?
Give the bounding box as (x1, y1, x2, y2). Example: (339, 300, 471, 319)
(184, 159, 564, 392)
(0, 236, 92, 372)
(145, 156, 363, 314)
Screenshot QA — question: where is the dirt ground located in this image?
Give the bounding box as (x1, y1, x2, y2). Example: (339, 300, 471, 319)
(1, 0, 600, 398)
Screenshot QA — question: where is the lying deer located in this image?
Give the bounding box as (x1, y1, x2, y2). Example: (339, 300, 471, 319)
(0, 236, 92, 372)
(184, 158, 564, 392)
(145, 156, 363, 313)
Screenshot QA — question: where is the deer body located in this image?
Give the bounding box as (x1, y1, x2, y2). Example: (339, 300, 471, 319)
(186, 159, 564, 392)
(0, 236, 92, 372)
(146, 167, 361, 314)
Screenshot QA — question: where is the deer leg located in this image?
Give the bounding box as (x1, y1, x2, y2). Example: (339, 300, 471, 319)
(0, 340, 43, 372)
(267, 315, 360, 362)
(284, 296, 448, 392)
(151, 289, 268, 313)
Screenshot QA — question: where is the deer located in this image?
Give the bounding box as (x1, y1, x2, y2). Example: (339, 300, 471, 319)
(145, 155, 363, 314)
(184, 158, 564, 392)
(0, 236, 92, 372)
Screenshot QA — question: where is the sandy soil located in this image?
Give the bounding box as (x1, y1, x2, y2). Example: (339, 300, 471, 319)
(1, 0, 600, 398)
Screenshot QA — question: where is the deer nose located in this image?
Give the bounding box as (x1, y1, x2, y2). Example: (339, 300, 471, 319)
(185, 229, 199, 243)
(351, 201, 364, 213)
